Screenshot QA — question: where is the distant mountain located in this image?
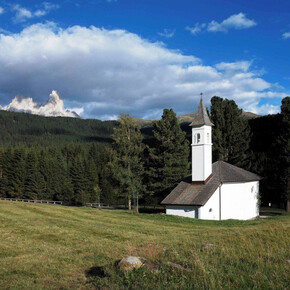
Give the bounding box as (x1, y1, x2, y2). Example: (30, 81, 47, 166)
(241, 110, 259, 119)
(134, 110, 259, 127)
(1, 90, 79, 118)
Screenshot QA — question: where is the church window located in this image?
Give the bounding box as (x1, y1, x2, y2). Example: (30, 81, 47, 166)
(209, 208, 212, 212)
(195, 133, 201, 144)
(207, 133, 210, 143)
(251, 186, 254, 193)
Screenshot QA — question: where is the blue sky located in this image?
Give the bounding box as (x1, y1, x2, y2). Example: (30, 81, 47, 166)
(0, 0, 289, 119)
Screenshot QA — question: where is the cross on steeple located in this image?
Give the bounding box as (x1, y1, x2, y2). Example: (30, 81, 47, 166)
(200, 92, 203, 100)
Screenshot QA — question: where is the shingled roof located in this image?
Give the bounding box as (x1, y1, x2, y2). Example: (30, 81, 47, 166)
(189, 99, 214, 127)
(161, 161, 262, 206)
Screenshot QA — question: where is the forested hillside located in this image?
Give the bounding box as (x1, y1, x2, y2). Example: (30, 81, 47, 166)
(0, 96, 289, 209)
(0, 110, 116, 146)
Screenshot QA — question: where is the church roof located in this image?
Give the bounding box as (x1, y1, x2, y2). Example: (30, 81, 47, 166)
(189, 99, 214, 127)
(161, 161, 262, 206)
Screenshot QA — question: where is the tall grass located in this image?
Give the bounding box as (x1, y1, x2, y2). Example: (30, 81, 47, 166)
(0, 201, 289, 289)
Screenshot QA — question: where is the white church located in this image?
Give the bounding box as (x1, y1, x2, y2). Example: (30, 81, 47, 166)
(161, 99, 262, 220)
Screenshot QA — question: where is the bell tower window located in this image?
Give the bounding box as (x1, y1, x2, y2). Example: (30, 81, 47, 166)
(194, 133, 201, 144)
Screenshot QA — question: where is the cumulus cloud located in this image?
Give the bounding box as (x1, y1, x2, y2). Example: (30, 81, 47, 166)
(187, 13, 257, 35)
(12, 2, 59, 22)
(158, 28, 175, 38)
(208, 13, 256, 32)
(282, 32, 290, 39)
(245, 103, 280, 115)
(0, 23, 286, 119)
(0, 6, 4, 14)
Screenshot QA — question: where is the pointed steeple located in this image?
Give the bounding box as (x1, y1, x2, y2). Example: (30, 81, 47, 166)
(189, 99, 214, 127)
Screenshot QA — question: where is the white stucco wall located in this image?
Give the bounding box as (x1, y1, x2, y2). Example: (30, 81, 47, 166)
(166, 205, 199, 218)
(220, 181, 259, 220)
(198, 187, 220, 220)
(192, 125, 212, 182)
(165, 181, 259, 220)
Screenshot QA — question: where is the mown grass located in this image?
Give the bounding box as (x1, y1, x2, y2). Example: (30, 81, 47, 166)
(0, 201, 289, 289)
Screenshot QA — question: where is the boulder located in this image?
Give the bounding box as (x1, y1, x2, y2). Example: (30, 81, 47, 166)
(118, 256, 143, 271)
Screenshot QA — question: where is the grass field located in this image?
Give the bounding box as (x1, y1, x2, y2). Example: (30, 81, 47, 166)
(0, 201, 289, 289)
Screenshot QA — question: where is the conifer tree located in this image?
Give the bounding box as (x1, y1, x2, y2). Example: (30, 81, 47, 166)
(99, 148, 119, 205)
(146, 109, 190, 202)
(85, 158, 100, 202)
(210, 96, 250, 167)
(108, 114, 144, 209)
(70, 157, 90, 205)
(24, 151, 45, 199)
(280, 97, 290, 211)
(6, 148, 26, 198)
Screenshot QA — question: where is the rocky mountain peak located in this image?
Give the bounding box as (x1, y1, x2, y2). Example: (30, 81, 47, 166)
(1, 91, 79, 118)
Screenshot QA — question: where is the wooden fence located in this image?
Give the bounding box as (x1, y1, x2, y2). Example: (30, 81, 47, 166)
(0, 198, 164, 211)
(0, 197, 63, 205)
(86, 203, 123, 209)
(86, 203, 164, 210)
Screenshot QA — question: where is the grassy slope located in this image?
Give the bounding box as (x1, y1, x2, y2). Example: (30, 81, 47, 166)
(0, 201, 289, 289)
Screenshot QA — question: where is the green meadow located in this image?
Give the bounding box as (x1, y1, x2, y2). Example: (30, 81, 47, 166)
(0, 201, 289, 289)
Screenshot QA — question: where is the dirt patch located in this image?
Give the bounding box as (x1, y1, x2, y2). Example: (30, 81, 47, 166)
(138, 244, 165, 260)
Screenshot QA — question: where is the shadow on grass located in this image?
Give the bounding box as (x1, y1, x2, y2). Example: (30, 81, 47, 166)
(138, 207, 165, 214)
(259, 211, 282, 217)
(85, 266, 108, 278)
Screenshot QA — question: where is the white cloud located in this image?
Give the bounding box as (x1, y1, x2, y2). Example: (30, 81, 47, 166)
(208, 13, 256, 32)
(12, 2, 59, 22)
(282, 32, 290, 39)
(215, 61, 252, 72)
(186, 23, 206, 35)
(0, 23, 286, 119)
(12, 5, 32, 22)
(187, 13, 256, 35)
(246, 103, 280, 115)
(0, 28, 10, 34)
(158, 28, 175, 38)
(0, 6, 4, 14)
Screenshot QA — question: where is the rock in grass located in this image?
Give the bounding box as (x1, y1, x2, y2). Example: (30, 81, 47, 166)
(118, 256, 143, 271)
(202, 243, 214, 249)
(166, 261, 190, 272)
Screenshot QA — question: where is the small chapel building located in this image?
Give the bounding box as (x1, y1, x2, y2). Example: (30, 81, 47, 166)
(161, 99, 262, 220)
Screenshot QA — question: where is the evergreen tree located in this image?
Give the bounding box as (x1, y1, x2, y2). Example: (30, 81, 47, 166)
(108, 114, 144, 209)
(70, 157, 90, 205)
(85, 158, 100, 203)
(280, 97, 290, 210)
(210, 96, 250, 167)
(99, 147, 119, 205)
(23, 151, 45, 199)
(146, 109, 190, 202)
(210, 97, 226, 161)
(4, 147, 26, 198)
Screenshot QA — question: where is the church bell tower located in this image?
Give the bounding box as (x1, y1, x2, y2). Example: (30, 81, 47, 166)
(190, 95, 213, 182)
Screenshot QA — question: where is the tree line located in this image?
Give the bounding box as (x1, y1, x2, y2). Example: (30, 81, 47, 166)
(0, 96, 289, 209)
